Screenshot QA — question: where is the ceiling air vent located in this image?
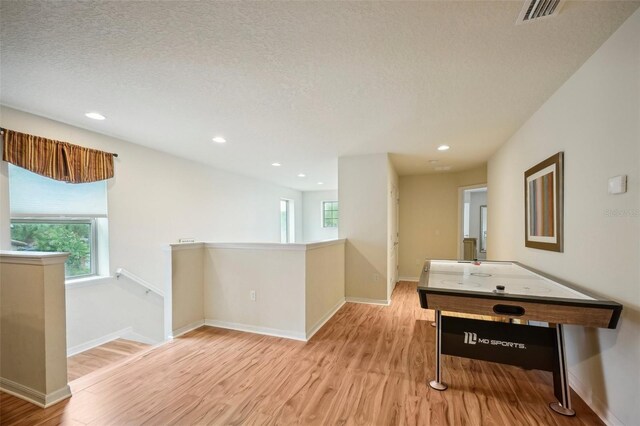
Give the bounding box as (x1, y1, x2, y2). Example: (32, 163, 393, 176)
(516, 0, 565, 24)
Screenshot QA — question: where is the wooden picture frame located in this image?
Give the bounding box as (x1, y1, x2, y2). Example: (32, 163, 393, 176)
(524, 152, 563, 252)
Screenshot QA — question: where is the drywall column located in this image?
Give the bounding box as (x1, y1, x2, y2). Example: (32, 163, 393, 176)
(0, 251, 71, 407)
(338, 154, 390, 304)
(169, 243, 205, 337)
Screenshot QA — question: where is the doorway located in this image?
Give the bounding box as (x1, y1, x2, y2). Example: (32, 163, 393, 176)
(458, 186, 487, 260)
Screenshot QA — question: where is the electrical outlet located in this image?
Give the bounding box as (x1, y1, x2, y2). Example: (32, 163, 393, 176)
(250, 290, 256, 301)
(373, 273, 380, 282)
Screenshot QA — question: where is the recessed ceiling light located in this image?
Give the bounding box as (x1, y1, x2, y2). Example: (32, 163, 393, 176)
(271, 162, 281, 167)
(317, 182, 324, 185)
(297, 173, 306, 178)
(437, 145, 450, 151)
(85, 112, 106, 120)
(212, 136, 226, 144)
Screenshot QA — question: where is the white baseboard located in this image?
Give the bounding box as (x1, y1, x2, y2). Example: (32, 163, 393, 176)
(122, 330, 161, 345)
(204, 319, 306, 341)
(67, 327, 133, 357)
(67, 327, 161, 356)
(345, 296, 390, 306)
(170, 320, 205, 339)
(398, 276, 419, 282)
(0, 378, 71, 408)
(568, 371, 622, 426)
(306, 298, 346, 340)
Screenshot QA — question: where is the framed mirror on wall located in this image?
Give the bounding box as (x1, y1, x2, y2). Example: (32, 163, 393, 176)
(480, 205, 487, 253)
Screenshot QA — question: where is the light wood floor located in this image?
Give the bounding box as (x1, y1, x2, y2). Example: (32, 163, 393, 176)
(1, 282, 603, 425)
(67, 339, 151, 382)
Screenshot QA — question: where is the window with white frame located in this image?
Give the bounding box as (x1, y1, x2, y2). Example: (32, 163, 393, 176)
(8, 164, 109, 279)
(322, 201, 338, 228)
(280, 199, 295, 243)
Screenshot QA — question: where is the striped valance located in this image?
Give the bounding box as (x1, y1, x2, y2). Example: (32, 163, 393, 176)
(1, 129, 115, 183)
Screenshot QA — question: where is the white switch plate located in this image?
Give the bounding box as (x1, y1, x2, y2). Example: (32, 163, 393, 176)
(608, 175, 627, 195)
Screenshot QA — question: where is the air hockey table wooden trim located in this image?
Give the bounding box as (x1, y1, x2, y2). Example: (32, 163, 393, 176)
(417, 259, 623, 417)
(417, 260, 622, 329)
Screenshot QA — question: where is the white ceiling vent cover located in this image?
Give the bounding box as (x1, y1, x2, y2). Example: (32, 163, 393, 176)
(516, 0, 565, 24)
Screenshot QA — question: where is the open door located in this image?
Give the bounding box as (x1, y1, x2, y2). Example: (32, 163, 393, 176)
(458, 186, 487, 260)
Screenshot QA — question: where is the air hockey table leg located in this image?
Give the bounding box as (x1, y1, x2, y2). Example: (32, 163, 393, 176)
(549, 324, 576, 416)
(429, 309, 448, 391)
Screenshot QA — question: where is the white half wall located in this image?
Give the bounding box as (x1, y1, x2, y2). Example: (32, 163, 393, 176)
(302, 190, 338, 242)
(204, 244, 307, 339)
(169, 240, 345, 341)
(169, 243, 204, 338)
(487, 9, 640, 425)
(305, 241, 345, 338)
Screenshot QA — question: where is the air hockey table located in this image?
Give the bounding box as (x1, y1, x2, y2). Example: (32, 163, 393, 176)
(417, 260, 622, 416)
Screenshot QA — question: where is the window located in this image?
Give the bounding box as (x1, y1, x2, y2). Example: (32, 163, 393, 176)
(8, 164, 109, 279)
(322, 201, 338, 228)
(280, 199, 295, 243)
(11, 219, 96, 277)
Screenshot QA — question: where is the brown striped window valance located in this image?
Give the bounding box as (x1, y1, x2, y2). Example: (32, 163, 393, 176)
(1, 129, 115, 183)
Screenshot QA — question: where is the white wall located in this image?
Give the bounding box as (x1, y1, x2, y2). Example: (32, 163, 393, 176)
(387, 158, 399, 299)
(0, 106, 303, 348)
(338, 153, 390, 303)
(66, 279, 164, 350)
(488, 9, 640, 425)
(302, 190, 338, 242)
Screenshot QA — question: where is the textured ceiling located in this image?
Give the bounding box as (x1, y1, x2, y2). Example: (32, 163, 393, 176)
(1, 1, 638, 190)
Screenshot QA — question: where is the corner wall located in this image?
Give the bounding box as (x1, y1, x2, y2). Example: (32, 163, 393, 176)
(339, 154, 390, 303)
(487, 9, 640, 425)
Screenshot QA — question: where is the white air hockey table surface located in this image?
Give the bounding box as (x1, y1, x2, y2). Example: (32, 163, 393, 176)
(425, 260, 592, 300)
(417, 260, 621, 328)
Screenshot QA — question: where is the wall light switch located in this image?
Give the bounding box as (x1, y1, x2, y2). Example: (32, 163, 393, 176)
(608, 175, 627, 195)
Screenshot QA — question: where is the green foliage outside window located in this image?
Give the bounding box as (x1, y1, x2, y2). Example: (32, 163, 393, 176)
(11, 222, 92, 277)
